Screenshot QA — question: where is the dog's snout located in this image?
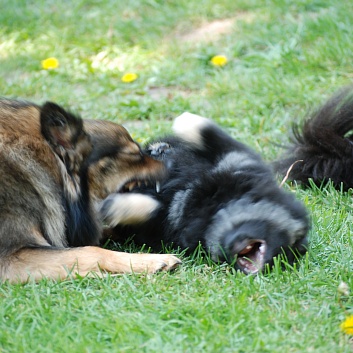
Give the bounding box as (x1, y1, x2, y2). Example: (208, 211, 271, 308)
(222, 222, 267, 251)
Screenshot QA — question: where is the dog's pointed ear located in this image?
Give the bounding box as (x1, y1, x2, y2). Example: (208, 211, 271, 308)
(40, 102, 83, 150)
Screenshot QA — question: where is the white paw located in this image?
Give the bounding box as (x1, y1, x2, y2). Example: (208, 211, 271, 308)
(172, 112, 212, 147)
(100, 193, 160, 227)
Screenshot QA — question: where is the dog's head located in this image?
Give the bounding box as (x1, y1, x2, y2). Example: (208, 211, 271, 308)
(204, 195, 309, 274)
(84, 120, 166, 202)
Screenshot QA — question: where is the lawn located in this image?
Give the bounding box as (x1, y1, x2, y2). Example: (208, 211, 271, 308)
(1, 0, 353, 352)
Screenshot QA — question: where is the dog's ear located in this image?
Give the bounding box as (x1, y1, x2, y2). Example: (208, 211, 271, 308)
(40, 102, 84, 150)
(40, 102, 92, 173)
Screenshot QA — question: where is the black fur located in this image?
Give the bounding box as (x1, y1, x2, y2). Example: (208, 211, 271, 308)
(274, 87, 353, 190)
(102, 114, 309, 274)
(62, 169, 100, 247)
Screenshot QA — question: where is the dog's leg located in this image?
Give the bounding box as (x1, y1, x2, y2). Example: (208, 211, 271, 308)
(1, 247, 181, 283)
(99, 193, 160, 227)
(172, 112, 256, 159)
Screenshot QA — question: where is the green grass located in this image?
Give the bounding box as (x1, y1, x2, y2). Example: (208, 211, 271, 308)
(1, 0, 353, 352)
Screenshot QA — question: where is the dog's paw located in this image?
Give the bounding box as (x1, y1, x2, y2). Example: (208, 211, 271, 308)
(104, 251, 182, 274)
(99, 193, 160, 227)
(132, 253, 182, 273)
(172, 112, 213, 148)
(152, 254, 182, 272)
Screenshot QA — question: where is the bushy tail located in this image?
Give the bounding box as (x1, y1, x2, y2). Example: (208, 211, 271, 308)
(274, 87, 353, 190)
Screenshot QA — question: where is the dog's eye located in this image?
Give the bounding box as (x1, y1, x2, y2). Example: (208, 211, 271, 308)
(99, 159, 114, 174)
(120, 150, 143, 160)
(128, 152, 144, 161)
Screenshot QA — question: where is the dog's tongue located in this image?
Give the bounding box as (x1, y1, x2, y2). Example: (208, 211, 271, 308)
(234, 240, 267, 275)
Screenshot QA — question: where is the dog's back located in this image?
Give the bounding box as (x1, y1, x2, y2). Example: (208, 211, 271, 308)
(0, 99, 69, 256)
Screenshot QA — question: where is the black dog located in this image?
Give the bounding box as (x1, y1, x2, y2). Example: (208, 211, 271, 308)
(274, 87, 353, 191)
(101, 113, 309, 274)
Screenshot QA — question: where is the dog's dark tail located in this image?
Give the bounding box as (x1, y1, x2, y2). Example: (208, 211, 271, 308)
(274, 87, 353, 190)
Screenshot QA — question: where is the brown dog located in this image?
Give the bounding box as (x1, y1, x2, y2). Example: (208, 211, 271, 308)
(0, 99, 180, 283)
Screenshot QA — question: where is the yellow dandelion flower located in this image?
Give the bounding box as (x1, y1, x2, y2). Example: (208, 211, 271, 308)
(121, 73, 138, 83)
(340, 315, 353, 335)
(41, 57, 59, 70)
(210, 55, 228, 67)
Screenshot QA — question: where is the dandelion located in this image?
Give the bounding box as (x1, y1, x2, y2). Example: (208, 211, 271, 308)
(340, 315, 353, 335)
(338, 281, 350, 296)
(210, 55, 228, 67)
(121, 72, 138, 83)
(41, 57, 59, 70)
(136, 137, 145, 144)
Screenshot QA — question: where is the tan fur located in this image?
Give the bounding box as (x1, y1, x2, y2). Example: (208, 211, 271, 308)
(2, 247, 180, 283)
(0, 99, 180, 283)
(0, 102, 62, 182)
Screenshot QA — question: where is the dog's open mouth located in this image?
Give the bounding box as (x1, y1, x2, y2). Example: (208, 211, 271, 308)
(235, 240, 267, 275)
(119, 180, 161, 193)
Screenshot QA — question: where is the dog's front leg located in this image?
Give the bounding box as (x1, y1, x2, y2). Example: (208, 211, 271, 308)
(1, 247, 181, 283)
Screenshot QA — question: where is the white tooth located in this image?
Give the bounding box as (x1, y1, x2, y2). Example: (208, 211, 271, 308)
(238, 258, 247, 265)
(245, 245, 252, 251)
(156, 181, 161, 193)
